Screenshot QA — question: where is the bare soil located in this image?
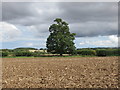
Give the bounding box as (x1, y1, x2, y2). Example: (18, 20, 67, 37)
(2, 57, 119, 88)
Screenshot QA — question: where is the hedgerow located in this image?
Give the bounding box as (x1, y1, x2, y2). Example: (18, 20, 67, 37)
(77, 49, 96, 56)
(0, 51, 8, 57)
(14, 51, 33, 57)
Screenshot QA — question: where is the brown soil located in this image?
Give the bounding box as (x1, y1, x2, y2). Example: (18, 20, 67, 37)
(2, 57, 119, 88)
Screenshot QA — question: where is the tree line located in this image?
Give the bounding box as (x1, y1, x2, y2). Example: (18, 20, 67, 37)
(1, 48, 120, 57)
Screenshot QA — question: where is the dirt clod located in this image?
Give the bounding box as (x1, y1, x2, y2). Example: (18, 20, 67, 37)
(2, 57, 119, 88)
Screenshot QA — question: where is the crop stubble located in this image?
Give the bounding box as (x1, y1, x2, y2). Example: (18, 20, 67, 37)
(2, 57, 119, 88)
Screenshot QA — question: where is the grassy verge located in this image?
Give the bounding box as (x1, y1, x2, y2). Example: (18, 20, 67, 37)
(1, 55, 95, 58)
(0, 56, 35, 58)
(1, 55, 120, 58)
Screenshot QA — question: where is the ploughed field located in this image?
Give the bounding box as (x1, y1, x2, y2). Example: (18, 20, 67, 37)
(2, 57, 119, 88)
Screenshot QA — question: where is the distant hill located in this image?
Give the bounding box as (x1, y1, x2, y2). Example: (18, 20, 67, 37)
(14, 47, 38, 50)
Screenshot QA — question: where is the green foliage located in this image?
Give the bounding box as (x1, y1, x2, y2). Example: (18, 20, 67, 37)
(33, 51, 47, 57)
(46, 18, 76, 56)
(96, 49, 120, 56)
(118, 49, 120, 56)
(14, 51, 33, 57)
(0, 51, 8, 57)
(106, 49, 119, 56)
(1, 49, 14, 52)
(1, 48, 119, 57)
(77, 48, 120, 56)
(77, 49, 96, 56)
(96, 49, 107, 56)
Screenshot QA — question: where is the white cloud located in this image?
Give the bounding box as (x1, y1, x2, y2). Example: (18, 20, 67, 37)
(90, 40, 114, 46)
(79, 42, 85, 45)
(24, 42, 34, 47)
(24, 41, 46, 48)
(0, 22, 22, 42)
(26, 24, 49, 38)
(79, 35, 118, 47)
(108, 35, 118, 43)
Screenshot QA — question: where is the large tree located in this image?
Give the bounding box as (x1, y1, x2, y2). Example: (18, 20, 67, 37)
(46, 18, 76, 56)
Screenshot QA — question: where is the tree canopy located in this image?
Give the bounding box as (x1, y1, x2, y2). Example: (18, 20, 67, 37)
(46, 18, 76, 56)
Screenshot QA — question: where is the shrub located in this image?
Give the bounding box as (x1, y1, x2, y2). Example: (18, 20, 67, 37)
(118, 49, 120, 56)
(14, 51, 33, 57)
(77, 50, 96, 56)
(112, 49, 120, 56)
(96, 49, 107, 56)
(33, 51, 46, 57)
(0, 51, 8, 57)
(96, 49, 119, 56)
(106, 49, 118, 56)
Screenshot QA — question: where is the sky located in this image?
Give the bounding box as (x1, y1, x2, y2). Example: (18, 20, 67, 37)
(0, 2, 119, 49)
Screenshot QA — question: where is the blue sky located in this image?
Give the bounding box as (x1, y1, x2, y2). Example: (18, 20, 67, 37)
(0, 2, 119, 49)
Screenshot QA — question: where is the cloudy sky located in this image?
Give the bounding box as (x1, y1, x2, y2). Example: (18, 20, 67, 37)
(0, 2, 119, 49)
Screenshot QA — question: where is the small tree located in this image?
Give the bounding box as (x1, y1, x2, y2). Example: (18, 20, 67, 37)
(46, 18, 76, 56)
